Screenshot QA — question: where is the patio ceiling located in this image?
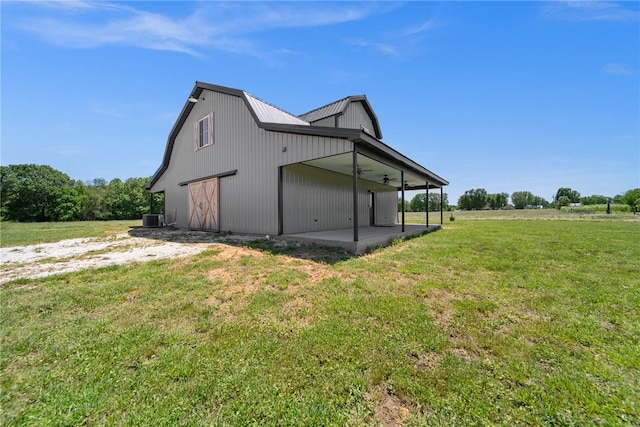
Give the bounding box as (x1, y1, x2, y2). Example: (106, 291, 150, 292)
(302, 153, 439, 190)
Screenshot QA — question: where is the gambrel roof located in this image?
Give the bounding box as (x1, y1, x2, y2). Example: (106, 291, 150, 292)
(298, 95, 382, 139)
(299, 96, 352, 122)
(147, 81, 448, 191)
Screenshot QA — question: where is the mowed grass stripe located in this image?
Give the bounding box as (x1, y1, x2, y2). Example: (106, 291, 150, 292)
(1, 218, 638, 426)
(0, 220, 141, 247)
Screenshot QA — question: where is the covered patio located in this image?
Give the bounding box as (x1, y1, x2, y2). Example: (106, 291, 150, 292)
(281, 223, 442, 254)
(278, 131, 448, 253)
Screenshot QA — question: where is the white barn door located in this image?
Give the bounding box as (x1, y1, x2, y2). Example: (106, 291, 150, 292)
(188, 178, 219, 231)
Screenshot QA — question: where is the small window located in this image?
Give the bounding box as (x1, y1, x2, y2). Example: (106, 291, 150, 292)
(194, 112, 214, 150)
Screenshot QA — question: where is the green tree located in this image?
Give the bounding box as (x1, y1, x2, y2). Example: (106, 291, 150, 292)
(532, 196, 549, 208)
(123, 177, 152, 218)
(79, 178, 111, 220)
(557, 195, 571, 208)
(0, 164, 81, 221)
(397, 198, 409, 213)
(555, 187, 581, 203)
(580, 195, 608, 205)
(621, 188, 640, 211)
(74, 181, 89, 220)
(410, 193, 426, 212)
(511, 191, 536, 209)
(151, 191, 164, 215)
(487, 192, 509, 209)
(458, 188, 487, 210)
(104, 177, 152, 220)
(427, 192, 449, 211)
(104, 178, 126, 219)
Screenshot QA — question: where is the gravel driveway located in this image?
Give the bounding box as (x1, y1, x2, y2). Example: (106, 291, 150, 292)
(0, 230, 258, 284)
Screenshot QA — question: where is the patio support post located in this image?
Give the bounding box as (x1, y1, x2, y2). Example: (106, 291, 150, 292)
(352, 148, 359, 242)
(440, 186, 444, 224)
(426, 182, 429, 228)
(401, 170, 405, 233)
(277, 166, 283, 235)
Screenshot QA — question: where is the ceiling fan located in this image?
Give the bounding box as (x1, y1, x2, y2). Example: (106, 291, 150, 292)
(382, 174, 397, 185)
(356, 166, 373, 175)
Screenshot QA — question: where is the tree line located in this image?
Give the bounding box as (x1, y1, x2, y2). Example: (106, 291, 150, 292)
(3, 164, 638, 222)
(456, 189, 549, 210)
(0, 164, 162, 222)
(398, 192, 450, 212)
(455, 187, 640, 211)
(399, 187, 640, 212)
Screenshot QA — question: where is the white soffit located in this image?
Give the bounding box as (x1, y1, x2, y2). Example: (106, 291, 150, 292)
(302, 154, 427, 188)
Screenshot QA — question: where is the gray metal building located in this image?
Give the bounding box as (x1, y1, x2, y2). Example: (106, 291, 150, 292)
(146, 82, 448, 247)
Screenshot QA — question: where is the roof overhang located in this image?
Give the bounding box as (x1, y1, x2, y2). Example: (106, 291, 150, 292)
(266, 124, 448, 189)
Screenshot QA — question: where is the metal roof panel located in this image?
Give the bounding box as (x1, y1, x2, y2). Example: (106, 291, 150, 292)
(298, 97, 350, 123)
(244, 92, 310, 126)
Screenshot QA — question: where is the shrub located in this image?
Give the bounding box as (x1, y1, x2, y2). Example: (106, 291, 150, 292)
(560, 204, 631, 214)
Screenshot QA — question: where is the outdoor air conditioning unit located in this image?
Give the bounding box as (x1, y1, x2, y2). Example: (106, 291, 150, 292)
(142, 214, 164, 228)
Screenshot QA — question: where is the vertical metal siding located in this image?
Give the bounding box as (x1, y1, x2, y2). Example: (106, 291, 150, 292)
(282, 164, 397, 234)
(342, 102, 375, 133)
(161, 89, 354, 235)
(311, 116, 336, 127)
(375, 191, 397, 225)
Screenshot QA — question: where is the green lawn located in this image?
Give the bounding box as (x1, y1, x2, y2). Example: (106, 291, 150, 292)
(0, 220, 141, 247)
(1, 217, 639, 425)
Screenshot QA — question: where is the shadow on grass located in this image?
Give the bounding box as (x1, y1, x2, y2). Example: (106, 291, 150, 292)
(246, 239, 353, 264)
(128, 227, 353, 264)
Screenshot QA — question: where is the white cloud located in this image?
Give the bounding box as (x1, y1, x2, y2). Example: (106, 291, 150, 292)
(209, 2, 380, 32)
(16, 5, 204, 56)
(9, 1, 390, 58)
(542, 1, 639, 22)
(346, 38, 399, 56)
(346, 19, 441, 56)
(404, 19, 439, 36)
(602, 62, 634, 75)
(25, 0, 129, 13)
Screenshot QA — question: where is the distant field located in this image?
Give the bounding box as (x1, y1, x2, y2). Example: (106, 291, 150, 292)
(2, 216, 638, 425)
(404, 208, 640, 223)
(0, 220, 141, 247)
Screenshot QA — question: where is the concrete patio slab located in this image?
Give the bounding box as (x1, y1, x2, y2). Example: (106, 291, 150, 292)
(280, 224, 441, 254)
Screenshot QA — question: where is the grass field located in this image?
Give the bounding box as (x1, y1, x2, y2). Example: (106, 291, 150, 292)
(405, 208, 639, 222)
(1, 214, 639, 425)
(0, 220, 141, 247)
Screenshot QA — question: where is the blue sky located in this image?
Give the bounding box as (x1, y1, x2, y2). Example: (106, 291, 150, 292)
(2, 1, 638, 204)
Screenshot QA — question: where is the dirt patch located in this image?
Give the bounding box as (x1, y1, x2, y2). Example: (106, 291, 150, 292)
(280, 259, 338, 285)
(422, 288, 457, 331)
(125, 290, 142, 303)
(450, 347, 475, 362)
(414, 352, 442, 371)
(215, 245, 264, 262)
(373, 386, 412, 427)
